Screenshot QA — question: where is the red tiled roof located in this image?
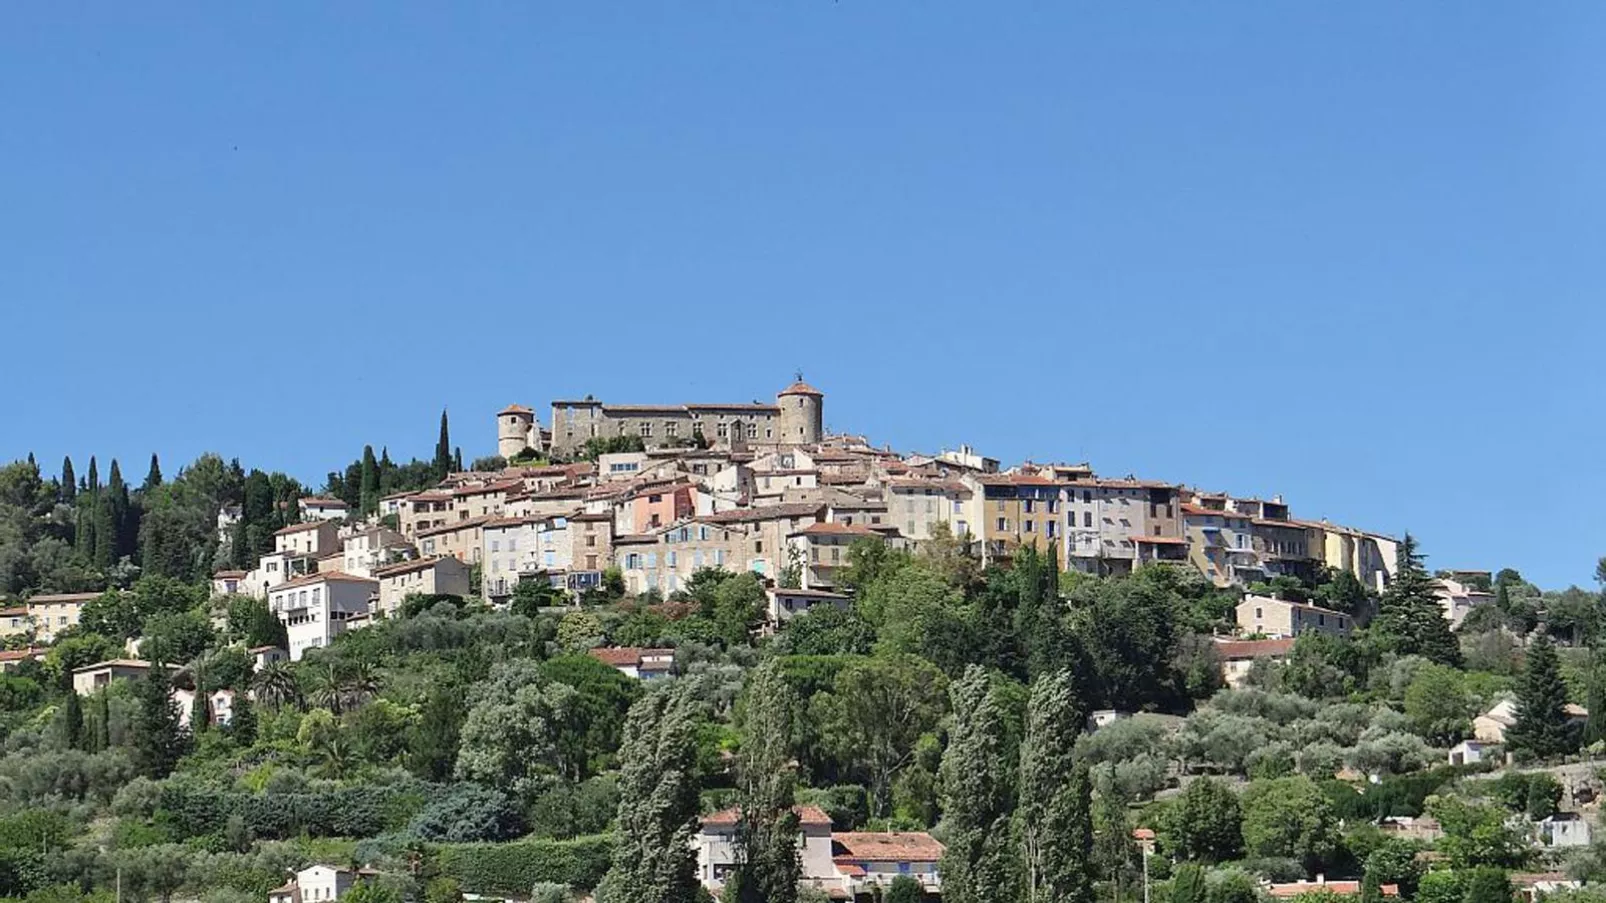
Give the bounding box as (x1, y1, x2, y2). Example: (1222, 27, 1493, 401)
(373, 557, 457, 579)
(299, 497, 349, 508)
(0, 648, 44, 663)
(1268, 882, 1398, 898)
(702, 805, 832, 827)
(25, 592, 101, 604)
(274, 521, 327, 536)
(778, 381, 824, 397)
(832, 832, 944, 862)
(588, 647, 675, 668)
(702, 503, 824, 524)
(0, 606, 28, 617)
(791, 522, 880, 538)
(499, 404, 534, 415)
(212, 570, 247, 579)
(1214, 638, 1296, 660)
(273, 571, 379, 591)
(416, 515, 494, 538)
(1133, 535, 1188, 545)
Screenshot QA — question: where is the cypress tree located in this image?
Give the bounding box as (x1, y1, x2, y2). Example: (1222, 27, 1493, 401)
(379, 447, 395, 496)
(939, 665, 1018, 903)
(596, 689, 702, 903)
(87, 456, 99, 493)
(62, 691, 85, 751)
(1020, 670, 1093, 903)
(1586, 659, 1606, 749)
(231, 692, 257, 746)
(434, 410, 452, 480)
(1507, 635, 1575, 760)
(96, 693, 111, 751)
(731, 661, 801, 903)
(132, 667, 188, 778)
(191, 686, 211, 734)
(93, 491, 118, 569)
(453, 447, 464, 474)
(359, 445, 380, 516)
(1372, 534, 1461, 667)
(108, 459, 133, 559)
(143, 454, 162, 491)
(60, 457, 76, 504)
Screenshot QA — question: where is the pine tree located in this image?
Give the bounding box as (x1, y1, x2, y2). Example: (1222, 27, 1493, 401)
(407, 685, 465, 782)
(596, 689, 702, 903)
(1507, 635, 1575, 760)
(1020, 670, 1093, 903)
(939, 665, 1018, 903)
(1372, 534, 1461, 667)
(359, 446, 381, 516)
(731, 661, 801, 903)
(60, 456, 76, 504)
(434, 410, 453, 480)
(62, 691, 85, 750)
(132, 667, 188, 778)
(143, 454, 163, 491)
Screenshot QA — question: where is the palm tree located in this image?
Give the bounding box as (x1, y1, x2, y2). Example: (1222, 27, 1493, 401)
(314, 733, 355, 779)
(305, 661, 345, 716)
(341, 662, 381, 711)
(252, 662, 300, 711)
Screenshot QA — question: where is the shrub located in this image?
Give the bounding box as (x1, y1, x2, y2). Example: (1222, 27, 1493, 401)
(407, 785, 526, 843)
(435, 834, 614, 893)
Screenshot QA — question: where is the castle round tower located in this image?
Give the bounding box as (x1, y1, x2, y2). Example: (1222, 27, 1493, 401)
(497, 405, 536, 459)
(776, 376, 824, 444)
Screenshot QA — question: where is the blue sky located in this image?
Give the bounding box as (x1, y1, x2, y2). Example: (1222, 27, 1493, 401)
(3, 4, 1603, 587)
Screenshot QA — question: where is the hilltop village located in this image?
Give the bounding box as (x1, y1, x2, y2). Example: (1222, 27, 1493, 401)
(0, 377, 1600, 903)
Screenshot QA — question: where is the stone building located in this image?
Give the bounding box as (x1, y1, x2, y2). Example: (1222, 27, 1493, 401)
(499, 378, 826, 459)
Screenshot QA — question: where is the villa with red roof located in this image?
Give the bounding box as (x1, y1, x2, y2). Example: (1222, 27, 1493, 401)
(696, 806, 943, 898)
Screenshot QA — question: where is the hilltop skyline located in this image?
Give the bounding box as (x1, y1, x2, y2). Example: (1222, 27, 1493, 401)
(6, 4, 1606, 586)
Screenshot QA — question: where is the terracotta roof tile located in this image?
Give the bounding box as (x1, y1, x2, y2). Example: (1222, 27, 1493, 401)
(831, 832, 944, 862)
(702, 805, 832, 827)
(373, 557, 458, 579)
(273, 571, 379, 591)
(778, 381, 824, 397)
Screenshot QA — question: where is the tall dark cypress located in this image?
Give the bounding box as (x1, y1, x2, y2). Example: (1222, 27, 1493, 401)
(434, 410, 452, 480)
(63, 691, 85, 751)
(379, 447, 395, 496)
(60, 457, 76, 504)
(453, 447, 464, 473)
(359, 446, 380, 516)
(143, 454, 163, 491)
(86, 456, 99, 493)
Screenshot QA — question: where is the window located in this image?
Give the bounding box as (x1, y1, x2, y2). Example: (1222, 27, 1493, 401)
(649, 494, 662, 503)
(746, 424, 758, 439)
(667, 551, 677, 567)
(996, 517, 1007, 531)
(646, 552, 657, 568)
(639, 422, 653, 436)
(754, 541, 764, 553)
(717, 423, 729, 438)
(953, 500, 963, 514)
(1083, 490, 1092, 502)
(665, 422, 679, 437)
(1024, 499, 1035, 514)
(491, 540, 500, 552)
(1024, 520, 1034, 533)
(312, 588, 321, 604)
(1046, 521, 1056, 537)
(1083, 511, 1093, 527)
(508, 537, 518, 552)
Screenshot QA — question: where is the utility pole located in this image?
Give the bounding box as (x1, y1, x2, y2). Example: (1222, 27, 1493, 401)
(1142, 842, 1150, 903)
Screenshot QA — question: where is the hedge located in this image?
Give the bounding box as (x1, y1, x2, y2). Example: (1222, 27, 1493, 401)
(435, 834, 614, 893)
(157, 784, 428, 840)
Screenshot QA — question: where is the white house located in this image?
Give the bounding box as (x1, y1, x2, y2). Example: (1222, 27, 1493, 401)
(829, 831, 945, 896)
(269, 573, 378, 660)
(589, 647, 675, 680)
(1448, 739, 1495, 766)
(698, 806, 836, 892)
(298, 498, 351, 522)
(767, 587, 851, 626)
(1236, 595, 1352, 639)
(341, 526, 412, 578)
(1537, 812, 1592, 848)
(269, 864, 381, 903)
(173, 687, 236, 728)
(72, 659, 161, 696)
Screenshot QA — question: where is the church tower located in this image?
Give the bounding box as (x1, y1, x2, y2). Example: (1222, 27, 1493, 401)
(776, 375, 824, 445)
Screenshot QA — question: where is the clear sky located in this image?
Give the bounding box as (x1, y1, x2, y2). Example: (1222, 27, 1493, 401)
(3, 4, 1603, 587)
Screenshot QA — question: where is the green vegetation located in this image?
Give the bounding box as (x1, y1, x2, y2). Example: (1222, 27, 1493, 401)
(7, 445, 1606, 903)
